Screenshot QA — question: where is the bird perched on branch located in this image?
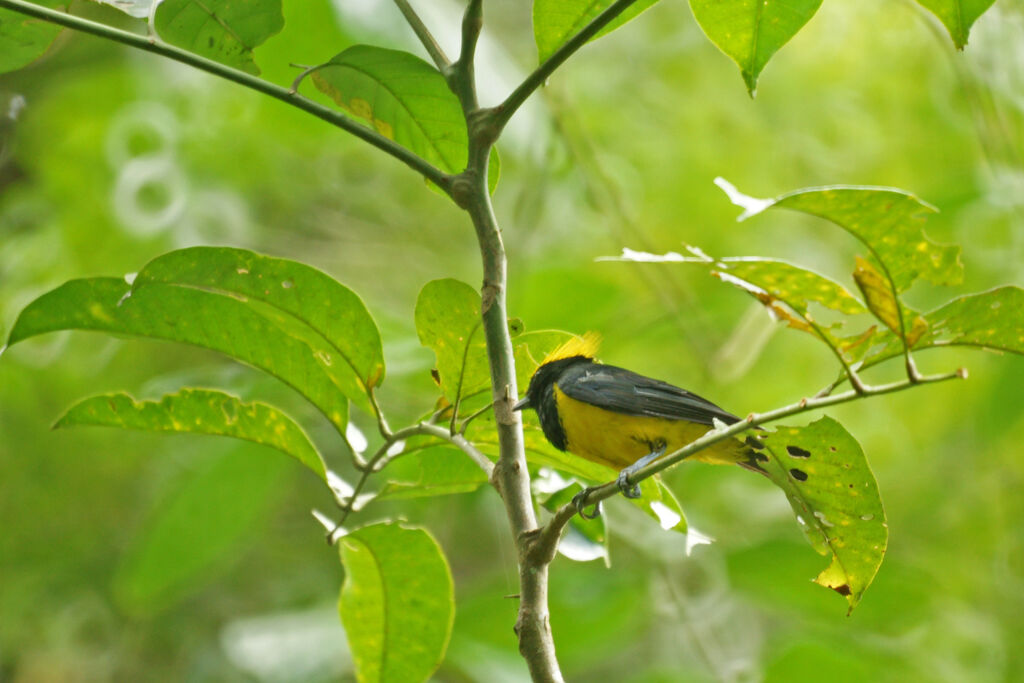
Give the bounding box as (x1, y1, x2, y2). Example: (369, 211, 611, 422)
(514, 334, 763, 503)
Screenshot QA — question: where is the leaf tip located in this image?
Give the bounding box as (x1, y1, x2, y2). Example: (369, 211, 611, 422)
(713, 177, 773, 220)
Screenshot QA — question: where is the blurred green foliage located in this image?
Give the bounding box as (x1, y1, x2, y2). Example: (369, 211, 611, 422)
(1, 0, 1023, 680)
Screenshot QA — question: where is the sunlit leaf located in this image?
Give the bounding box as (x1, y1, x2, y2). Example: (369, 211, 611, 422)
(114, 445, 291, 615)
(756, 417, 887, 613)
(0, 1, 63, 74)
(310, 45, 499, 193)
(852, 255, 928, 345)
(56, 389, 326, 482)
(375, 442, 488, 500)
(134, 247, 384, 410)
(5, 278, 349, 436)
(415, 278, 488, 404)
(154, 0, 284, 75)
(513, 329, 577, 390)
(689, 0, 823, 95)
(533, 0, 660, 62)
(915, 0, 996, 49)
(338, 522, 453, 683)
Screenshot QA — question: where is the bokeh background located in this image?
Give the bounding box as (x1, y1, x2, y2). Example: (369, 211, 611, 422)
(2, 0, 1023, 680)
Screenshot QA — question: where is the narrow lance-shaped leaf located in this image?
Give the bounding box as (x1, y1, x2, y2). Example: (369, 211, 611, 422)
(339, 522, 454, 683)
(533, 0, 660, 62)
(689, 0, 823, 95)
(0, 1, 63, 74)
(56, 389, 327, 482)
(310, 45, 499, 193)
(852, 255, 928, 345)
(154, 0, 284, 75)
(134, 247, 384, 412)
(753, 416, 887, 613)
(915, 0, 996, 49)
(5, 278, 349, 437)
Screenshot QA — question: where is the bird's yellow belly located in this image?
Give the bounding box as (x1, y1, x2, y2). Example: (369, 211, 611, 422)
(553, 386, 744, 469)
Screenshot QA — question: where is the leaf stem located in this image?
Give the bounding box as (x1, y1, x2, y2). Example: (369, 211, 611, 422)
(392, 0, 451, 70)
(487, 0, 641, 134)
(0, 0, 452, 191)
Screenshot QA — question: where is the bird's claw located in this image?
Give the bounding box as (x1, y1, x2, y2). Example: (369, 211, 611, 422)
(572, 489, 602, 519)
(616, 470, 642, 499)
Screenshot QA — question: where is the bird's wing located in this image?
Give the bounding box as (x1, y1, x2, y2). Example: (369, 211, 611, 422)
(557, 363, 740, 426)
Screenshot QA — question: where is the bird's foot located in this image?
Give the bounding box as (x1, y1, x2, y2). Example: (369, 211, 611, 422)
(572, 489, 602, 520)
(616, 439, 667, 499)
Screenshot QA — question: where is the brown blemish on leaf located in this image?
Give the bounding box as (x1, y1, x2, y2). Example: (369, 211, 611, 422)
(832, 584, 852, 596)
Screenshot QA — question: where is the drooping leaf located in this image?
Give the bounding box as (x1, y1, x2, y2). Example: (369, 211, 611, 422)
(375, 442, 488, 500)
(338, 522, 454, 683)
(114, 445, 291, 615)
(852, 255, 928, 345)
(310, 45, 499, 192)
(533, 0, 660, 62)
(154, 0, 284, 75)
(134, 247, 384, 410)
(415, 278, 488, 404)
(915, 0, 996, 49)
(689, 0, 823, 95)
(0, 1, 63, 74)
(755, 417, 887, 613)
(5, 278, 349, 436)
(56, 389, 326, 482)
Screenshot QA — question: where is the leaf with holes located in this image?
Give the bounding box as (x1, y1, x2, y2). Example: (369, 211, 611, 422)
(56, 389, 326, 482)
(154, 0, 284, 75)
(310, 45, 499, 193)
(689, 0, 823, 95)
(338, 522, 453, 683)
(0, 1, 63, 74)
(134, 247, 384, 411)
(915, 0, 996, 49)
(754, 416, 887, 613)
(5, 278, 349, 437)
(533, 0, 660, 62)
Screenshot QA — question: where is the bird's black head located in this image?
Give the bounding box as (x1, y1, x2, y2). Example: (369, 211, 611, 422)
(513, 355, 593, 451)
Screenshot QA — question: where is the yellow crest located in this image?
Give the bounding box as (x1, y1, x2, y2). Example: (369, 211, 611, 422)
(542, 331, 602, 364)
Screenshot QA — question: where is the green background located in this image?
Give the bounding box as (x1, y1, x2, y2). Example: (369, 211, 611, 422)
(2, 0, 1022, 680)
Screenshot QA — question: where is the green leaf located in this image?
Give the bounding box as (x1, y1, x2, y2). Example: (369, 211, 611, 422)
(114, 445, 291, 615)
(5, 278, 349, 437)
(134, 247, 384, 410)
(154, 0, 284, 75)
(755, 416, 887, 613)
(689, 0, 823, 95)
(339, 522, 454, 683)
(852, 255, 928, 345)
(513, 329, 577, 391)
(0, 2, 63, 74)
(532, 0, 660, 63)
(415, 278, 487, 404)
(915, 0, 996, 49)
(310, 45, 499, 193)
(375, 442, 488, 500)
(860, 286, 1024, 371)
(56, 389, 326, 482)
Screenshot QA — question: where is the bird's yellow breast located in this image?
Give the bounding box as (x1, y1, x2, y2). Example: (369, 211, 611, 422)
(553, 385, 746, 469)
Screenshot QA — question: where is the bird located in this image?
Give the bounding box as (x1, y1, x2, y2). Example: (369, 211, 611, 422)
(513, 334, 764, 507)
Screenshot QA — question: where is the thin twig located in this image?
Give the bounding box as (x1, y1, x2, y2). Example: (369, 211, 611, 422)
(488, 0, 642, 133)
(393, 0, 450, 70)
(0, 0, 452, 192)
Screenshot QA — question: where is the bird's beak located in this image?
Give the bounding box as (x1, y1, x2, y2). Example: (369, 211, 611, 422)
(512, 396, 530, 411)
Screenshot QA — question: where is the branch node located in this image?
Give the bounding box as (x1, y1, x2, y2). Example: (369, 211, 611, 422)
(957, 367, 969, 379)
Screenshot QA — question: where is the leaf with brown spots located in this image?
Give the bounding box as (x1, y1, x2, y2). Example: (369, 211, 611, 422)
(757, 416, 887, 613)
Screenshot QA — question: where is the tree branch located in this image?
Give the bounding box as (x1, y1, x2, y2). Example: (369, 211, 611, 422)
(393, 0, 451, 71)
(487, 0, 641, 133)
(0, 0, 452, 192)
(534, 368, 967, 554)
